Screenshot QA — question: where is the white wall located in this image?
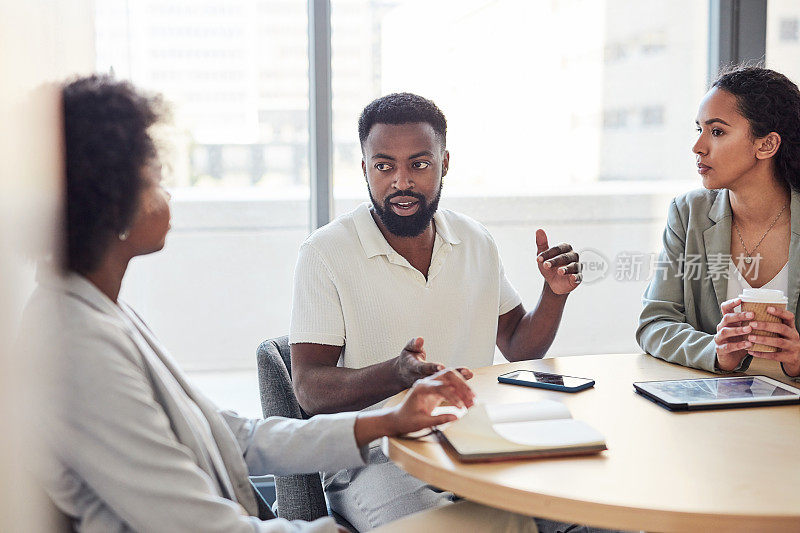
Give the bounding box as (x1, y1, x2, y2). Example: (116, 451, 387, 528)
(123, 184, 692, 372)
(0, 0, 94, 531)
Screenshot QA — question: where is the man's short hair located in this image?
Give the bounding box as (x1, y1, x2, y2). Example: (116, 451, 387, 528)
(358, 92, 447, 151)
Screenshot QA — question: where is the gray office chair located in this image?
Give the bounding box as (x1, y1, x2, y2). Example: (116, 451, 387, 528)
(256, 336, 357, 531)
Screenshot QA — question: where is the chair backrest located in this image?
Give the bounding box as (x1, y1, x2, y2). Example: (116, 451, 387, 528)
(256, 336, 328, 522)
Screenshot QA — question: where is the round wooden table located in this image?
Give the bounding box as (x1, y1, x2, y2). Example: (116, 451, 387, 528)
(382, 354, 800, 532)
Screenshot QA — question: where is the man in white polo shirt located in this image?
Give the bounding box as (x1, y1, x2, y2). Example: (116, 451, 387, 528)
(289, 93, 586, 532)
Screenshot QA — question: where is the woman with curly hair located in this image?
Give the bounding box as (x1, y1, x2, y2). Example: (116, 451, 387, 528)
(24, 74, 479, 532)
(637, 65, 800, 379)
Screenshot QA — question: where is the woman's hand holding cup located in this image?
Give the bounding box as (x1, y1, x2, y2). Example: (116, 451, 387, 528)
(746, 306, 800, 377)
(714, 298, 754, 371)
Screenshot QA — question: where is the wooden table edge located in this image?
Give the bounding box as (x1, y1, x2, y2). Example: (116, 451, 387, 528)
(382, 437, 798, 533)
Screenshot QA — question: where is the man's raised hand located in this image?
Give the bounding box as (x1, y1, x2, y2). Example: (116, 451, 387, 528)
(536, 228, 581, 295)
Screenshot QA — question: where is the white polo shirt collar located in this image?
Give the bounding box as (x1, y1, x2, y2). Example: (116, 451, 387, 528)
(353, 202, 461, 261)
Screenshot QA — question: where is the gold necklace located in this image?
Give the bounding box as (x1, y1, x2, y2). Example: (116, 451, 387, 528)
(733, 202, 789, 264)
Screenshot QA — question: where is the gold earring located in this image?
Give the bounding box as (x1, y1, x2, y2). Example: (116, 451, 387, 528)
(119, 230, 130, 241)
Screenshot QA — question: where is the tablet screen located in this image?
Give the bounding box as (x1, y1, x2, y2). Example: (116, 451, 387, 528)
(636, 376, 800, 405)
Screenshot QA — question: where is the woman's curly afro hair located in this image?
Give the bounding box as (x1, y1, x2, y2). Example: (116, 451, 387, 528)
(62, 74, 164, 273)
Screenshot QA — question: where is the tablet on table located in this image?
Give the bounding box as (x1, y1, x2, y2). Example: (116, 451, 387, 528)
(633, 375, 800, 411)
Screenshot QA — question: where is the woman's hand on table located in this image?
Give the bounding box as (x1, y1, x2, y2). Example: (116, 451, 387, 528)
(354, 368, 475, 447)
(387, 368, 475, 435)
(746, 307, 800, 377)
(714, 298, 755, 371)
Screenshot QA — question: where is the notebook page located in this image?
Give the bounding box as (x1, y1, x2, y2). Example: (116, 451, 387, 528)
(485, 400, 571, 424)
(493, 419, 605, 447)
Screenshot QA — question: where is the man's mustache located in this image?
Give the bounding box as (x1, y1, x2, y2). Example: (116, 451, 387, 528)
(385, 190, 426, 203)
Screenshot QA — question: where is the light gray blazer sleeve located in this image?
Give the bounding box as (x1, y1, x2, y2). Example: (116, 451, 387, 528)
(50, 322, 347, 533)
(636, 199, 729, 372)
(221, 410, 368, 477)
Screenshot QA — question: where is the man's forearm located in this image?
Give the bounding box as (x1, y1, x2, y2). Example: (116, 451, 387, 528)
(295, 357, 405, 414)
(506, 282, 569, 361)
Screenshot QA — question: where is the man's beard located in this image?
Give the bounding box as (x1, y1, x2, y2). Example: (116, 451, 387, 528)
(368, 181, 443, 238)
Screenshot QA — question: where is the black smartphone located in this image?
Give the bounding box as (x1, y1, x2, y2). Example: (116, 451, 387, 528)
(497, 370, 595, 392)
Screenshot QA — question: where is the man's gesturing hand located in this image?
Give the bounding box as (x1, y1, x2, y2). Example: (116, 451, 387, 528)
(395, 337, 444, 387)
(394, 337, 473, 388)
(536, 229, 581, 295)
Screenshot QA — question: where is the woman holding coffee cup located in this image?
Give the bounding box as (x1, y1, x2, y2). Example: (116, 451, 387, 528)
(637, 66, 800, 380)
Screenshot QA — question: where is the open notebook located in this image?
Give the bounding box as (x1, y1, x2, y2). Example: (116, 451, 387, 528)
(432, 400, 606, 463)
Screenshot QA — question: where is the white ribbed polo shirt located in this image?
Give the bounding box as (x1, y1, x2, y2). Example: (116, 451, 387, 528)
(289, 202, 521, 370)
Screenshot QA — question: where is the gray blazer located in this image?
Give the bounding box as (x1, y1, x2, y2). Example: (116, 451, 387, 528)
(636, 188, 800, 378)
(26, 273, 367, 533)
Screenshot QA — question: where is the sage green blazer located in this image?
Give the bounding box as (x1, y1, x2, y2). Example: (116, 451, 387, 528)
(636, 188, 800, 379)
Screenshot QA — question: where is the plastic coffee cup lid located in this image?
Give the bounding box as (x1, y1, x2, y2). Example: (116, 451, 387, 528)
(739, 288, 788, 304)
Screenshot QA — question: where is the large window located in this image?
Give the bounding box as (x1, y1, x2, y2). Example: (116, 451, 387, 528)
(95, 0, 311, 381)
(94, 1, 791, 402)
(331, 0, 709, 201)
(96, 0, 309, 193)
(767, 0, 800, 82)
(328, 0, 710, 362)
